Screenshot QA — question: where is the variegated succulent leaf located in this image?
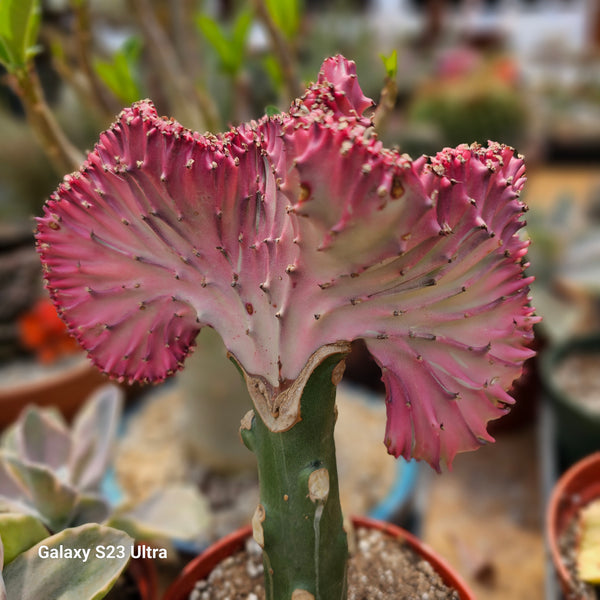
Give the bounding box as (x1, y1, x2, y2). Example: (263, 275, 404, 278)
(2, 524, 132, 600)
(0, 385, 121, 532)
(69, 385, 122, 491)
(12, 407, 71, 476)
(0, 455, 78, 533)
(37, 55, 538, 469)
(108, 484, 210, 541)
(0, 512, 49, 565)
(69, 494, 111, 528)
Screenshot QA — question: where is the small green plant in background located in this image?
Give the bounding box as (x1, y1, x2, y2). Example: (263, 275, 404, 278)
(0, 0, 310, 179)
(380, 49, 398, 80)
(264, 0, 302, 41)
(407, 50, 528, 153)
(94, 37, 144, 106)
(0, 0, 83, 174)
(0, 0, 41, 72)
(196, 7, 254, 122)
(196, 9, 253, 78)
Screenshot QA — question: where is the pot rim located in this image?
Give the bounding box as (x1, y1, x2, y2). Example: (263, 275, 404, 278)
(164, 514, 475, 600)
(0, 355, 108, 428)
(541, 334, 600, 424)
(546, 451, 600, 594)
(0, 354, 93, 398)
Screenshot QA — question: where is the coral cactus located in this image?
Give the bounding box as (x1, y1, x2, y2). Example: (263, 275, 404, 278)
(37, 55, 538, 599)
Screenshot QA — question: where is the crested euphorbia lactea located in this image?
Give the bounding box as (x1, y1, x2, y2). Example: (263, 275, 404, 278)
(38, 56, 537, 598)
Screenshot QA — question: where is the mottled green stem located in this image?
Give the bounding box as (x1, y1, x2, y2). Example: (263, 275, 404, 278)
(240, 354, 348, 600)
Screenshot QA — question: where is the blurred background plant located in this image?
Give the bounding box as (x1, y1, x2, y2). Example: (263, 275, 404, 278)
(405, 47, 528, 154)
(2, 0, 597, 219)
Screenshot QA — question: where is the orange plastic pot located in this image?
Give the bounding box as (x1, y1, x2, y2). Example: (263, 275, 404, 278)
(0, 357, 108, 428)
(165, 515, 475, 600)
(547, 452, 600, 597)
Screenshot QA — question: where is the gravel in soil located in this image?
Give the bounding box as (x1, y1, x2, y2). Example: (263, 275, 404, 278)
(558, 513, 599, 600)
(189, 526, 460, 600)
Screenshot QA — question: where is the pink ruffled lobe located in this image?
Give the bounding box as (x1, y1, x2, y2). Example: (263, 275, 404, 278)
(362, 144, 539, 470)
(292, 55, 374, 125)
(37, 101, 280, 385)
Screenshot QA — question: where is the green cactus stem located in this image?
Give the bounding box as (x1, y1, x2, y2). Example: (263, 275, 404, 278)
(240, 351, 349, 600)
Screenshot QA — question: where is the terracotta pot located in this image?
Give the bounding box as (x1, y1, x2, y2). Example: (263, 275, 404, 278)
(547, 452, 600, 597)
(0, 356, 109, 428)
(165, 515, 475, 600)
(128, 550, 159, 600)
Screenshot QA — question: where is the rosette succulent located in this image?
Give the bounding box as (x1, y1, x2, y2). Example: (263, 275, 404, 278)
(37, 55, 538, 599)
(0, 385, 209, 599)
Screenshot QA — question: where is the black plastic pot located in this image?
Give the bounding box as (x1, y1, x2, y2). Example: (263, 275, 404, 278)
(542, 335, 600, 466)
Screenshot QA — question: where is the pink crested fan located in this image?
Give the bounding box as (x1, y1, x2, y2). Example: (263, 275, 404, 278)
(37, 55, 538, 475)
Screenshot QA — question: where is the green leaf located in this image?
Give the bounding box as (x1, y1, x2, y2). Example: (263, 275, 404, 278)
(3, 524, 132, 600)
(0, 513, 49, 565)
(232, 8, 252, 50)
(265, 0, 301, 40)
(0, 0, 41, 70)
(196, 14, 238, 74)
(93, 37, 143, 105)
(379, 50, 398, 80)
(23, 4, 41, 62)
(262, 54, 284, 91)
(265, 104, 281, 117)
(0, 37, 12, 68)
(121, 36, 143, 63)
